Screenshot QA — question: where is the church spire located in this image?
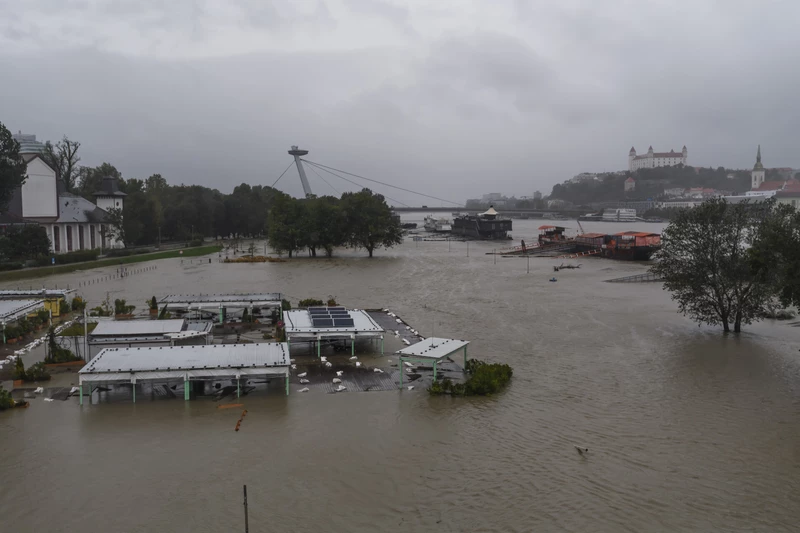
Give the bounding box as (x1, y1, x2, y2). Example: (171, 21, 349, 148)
(753, 144, 764, 170)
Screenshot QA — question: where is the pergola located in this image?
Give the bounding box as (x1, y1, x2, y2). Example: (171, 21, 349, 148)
(85, 319, 213, 360)
(283, 308, 384, 357)
(396, 337, 470, 387)
(78, 342, 290, 404)
(1, 299, 46, 343)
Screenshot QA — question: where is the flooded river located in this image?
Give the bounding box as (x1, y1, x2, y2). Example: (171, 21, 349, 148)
(1, 218, 799, 532)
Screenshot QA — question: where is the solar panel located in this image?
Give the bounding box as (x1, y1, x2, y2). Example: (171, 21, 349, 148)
(328, 307, 346, 311)
(333, 318, 355, 327)
(328, 310, 349, 316)
(312, 318, 334, 328)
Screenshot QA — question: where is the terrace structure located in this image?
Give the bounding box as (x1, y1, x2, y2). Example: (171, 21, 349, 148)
(283, 307, 385, 357)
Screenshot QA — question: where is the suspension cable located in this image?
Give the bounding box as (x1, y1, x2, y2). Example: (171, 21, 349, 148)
(306, 163, 340, 196)
(301, 159, 460, 206)
(303, 160, 410, 207)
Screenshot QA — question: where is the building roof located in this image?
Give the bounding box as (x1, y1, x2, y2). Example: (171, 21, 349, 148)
(79, 343, 290, 383)
(776, 190, 800, 198)
(753, 179, 800, 192)
(615, 231, 660, 237)
(159, 293, 282, 308)
(481, 207, 499, 216)
(0, 299, 45, 324)
(538, 225, 566, 230)
(396, 338, 469, 361)
(625, 177, 635, 182)
(283, 309, 383, 337)
(93, 176, 127, 197)
(633, 150, 684, 160)
(52, 193, 109, 224)
(0, 289, 75, 299)
(91, 319, 188, 337)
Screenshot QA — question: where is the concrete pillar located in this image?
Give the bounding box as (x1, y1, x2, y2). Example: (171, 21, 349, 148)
(132, 383, 136, 403)
(433, 361, 438, 381)
(317, 335, 321, 358)
(79, 384, 83, 405)
(285, 374, 289, 396)
(237, 378, 240, 398)
(380, 336, 384, 355)
(399, 357, 404, 387)
(351, 335, 355, 356)
(184, 380, 190, 401)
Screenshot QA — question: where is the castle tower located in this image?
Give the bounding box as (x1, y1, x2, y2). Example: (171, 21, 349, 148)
(628, 146, 636, 171)
(682, 145, 688, 164)
(751, 145, 765, 190)
(93, 176, 126, 212)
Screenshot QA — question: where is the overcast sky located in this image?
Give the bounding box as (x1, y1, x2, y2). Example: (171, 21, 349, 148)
(1, 0, 798, 205)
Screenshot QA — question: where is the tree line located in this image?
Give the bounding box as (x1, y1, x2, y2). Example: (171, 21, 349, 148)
(0, 123, 403, 258)
(653, 198, 800, 333)
(268, 189, 403, 257)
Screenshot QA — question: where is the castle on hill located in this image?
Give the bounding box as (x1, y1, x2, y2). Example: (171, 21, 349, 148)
(629, 146, 687, 171)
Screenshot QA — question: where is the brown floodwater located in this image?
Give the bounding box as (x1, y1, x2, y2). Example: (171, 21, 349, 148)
(1, 218, 800, 532)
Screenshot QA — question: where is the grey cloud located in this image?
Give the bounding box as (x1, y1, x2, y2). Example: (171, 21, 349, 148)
(2, 1, 800, 204)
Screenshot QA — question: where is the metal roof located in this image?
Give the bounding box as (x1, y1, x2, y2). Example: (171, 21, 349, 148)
(284, 309, 383, 337)
(55, 193, 109, 224)
(80, 343, 289, 375)
(91, 319, 187, 337)
(160, 293, 282, 307)
(0, 289, 75, 299)
(396, 338, 469, 361)
(0, 299, 45, 324)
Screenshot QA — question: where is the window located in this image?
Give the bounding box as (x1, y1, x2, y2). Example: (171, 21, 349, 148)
(53, 226, 60, 252)
(66, 226, 73, 251)
(90, 225, 96, 249)
(78, 226, 85, 250)
(100, 225, 106, 249)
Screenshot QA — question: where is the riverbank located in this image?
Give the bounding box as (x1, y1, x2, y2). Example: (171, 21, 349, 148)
(0, 245, 223, 282)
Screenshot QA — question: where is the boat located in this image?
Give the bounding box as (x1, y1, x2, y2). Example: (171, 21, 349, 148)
(538, 225, 571, 246)
(451, 206, 512, 240)
(423, 215, 452, 233)
(575, 231, 661, 260)
(401, 222, 417, 229)
(578, 213, 603, 221)
(601, 208, 637, 222)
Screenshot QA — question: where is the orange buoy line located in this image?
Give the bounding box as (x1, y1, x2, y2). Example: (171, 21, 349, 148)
(217, 403, 245, 409)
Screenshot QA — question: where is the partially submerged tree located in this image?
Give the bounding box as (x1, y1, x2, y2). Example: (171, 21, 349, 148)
(652, 198, 778, 333)
(340, 188, 403, 258)
(0, 121, 28, 211)
(267, 193, 305, 258)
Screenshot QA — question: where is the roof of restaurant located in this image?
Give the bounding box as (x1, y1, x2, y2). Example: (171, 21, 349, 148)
(91, 319, 187, 337)
(0, 299, 45, 323)
(396, 338, 469, 361)
(160, 293, 282, 306)
(80, 343, 289, 377)
(283, 309, 383, 336)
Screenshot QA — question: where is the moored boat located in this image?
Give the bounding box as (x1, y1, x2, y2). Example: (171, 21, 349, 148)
(452, 206, 512, 240)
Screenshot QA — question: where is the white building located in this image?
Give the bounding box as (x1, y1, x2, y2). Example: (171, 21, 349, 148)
(2, 134, 125, 253)
(624, 177, 635, 192)
(629, 146, 687, 171)
(664, 187, 686, 197)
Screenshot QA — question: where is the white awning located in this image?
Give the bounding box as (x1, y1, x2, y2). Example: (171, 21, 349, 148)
(396, 337, 469, 361)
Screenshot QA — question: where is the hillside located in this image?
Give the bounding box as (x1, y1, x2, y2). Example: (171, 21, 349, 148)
(548, 165, 766, 206)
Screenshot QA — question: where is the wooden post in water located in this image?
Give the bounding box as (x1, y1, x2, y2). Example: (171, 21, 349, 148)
(243, 484, 249, 533)
(527, 255, 530, 274)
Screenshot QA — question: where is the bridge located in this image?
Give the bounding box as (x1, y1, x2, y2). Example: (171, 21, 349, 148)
(391, 206, 587, 217)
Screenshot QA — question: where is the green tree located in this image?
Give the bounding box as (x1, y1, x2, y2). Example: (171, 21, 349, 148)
(340, 188, 403, 257)
(651, 198, 777, 333)
(750, 203, 800, 309)
(267, 194, 305, 257)
(0, 122, 28, 211)
(104, 207, 126, 245)
(78, 162, 122, 199)
(308, 196, 346, 258)
(0, 224, 51, 260)
(41, 136, 81, 192)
